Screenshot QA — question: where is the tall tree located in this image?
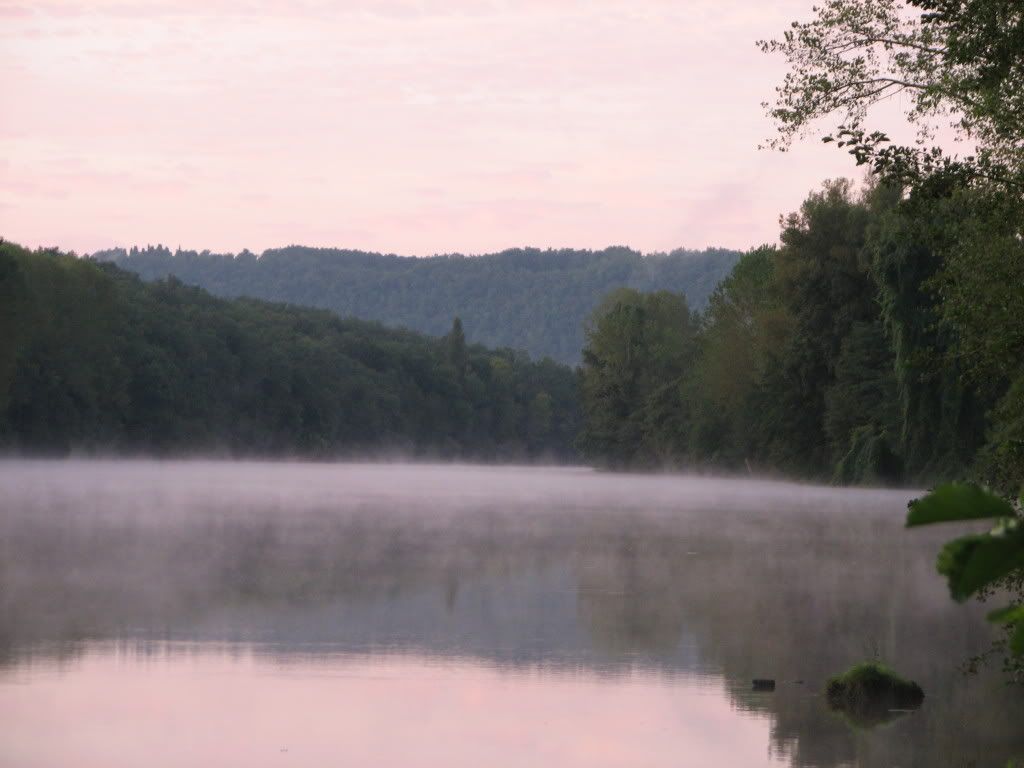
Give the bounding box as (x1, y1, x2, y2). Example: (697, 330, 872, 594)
(768, 180, 881, 473)
(689, 245, 792, 468)
(578, 289, 698, 467)
(760, 0, 1024, 189)
(447, 316, 468, 382)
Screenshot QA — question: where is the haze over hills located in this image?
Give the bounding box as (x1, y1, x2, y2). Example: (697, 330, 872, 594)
(91, 245, 742, 364)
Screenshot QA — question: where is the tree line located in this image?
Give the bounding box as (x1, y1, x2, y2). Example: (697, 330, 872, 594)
(90, 244, 740, 365)
(578, 178, 1020, 489)
(0, 241, 579, 460)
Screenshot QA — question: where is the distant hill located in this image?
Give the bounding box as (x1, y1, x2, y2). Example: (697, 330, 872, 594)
(91, 245, 742, 364)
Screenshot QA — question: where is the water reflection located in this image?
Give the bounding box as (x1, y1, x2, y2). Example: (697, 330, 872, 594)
(2, 648, 793, 768)
(0, 460, 1021, 767)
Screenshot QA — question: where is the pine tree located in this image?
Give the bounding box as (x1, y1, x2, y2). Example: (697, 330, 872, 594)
(447, 317, 467, 382)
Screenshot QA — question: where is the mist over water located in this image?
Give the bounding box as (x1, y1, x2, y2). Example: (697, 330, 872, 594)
(1, 461, 1021, 767)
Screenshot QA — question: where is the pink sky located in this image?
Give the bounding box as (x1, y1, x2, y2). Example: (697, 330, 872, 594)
(1, 1, 865, 256)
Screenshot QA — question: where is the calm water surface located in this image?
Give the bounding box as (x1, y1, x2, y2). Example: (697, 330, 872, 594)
(0, 461, 1021, 767)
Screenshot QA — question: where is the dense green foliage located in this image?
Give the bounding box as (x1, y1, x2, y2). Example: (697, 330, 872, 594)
(579, 178, 1019, 485)
(577, 289, 699, 466)
(752, 0, 1023, 487)
(0, 241, 579, 459)
(760, 0, 1024, 190)
(90, 245, 740, 365)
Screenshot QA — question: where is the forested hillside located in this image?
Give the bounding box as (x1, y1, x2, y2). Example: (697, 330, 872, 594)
(0, 242, 579, 459)
(91, 245, 740, 364)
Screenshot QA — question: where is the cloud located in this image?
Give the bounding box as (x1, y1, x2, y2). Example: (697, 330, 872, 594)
(2, 0, 856, 255)
(0, 4, 33, 18)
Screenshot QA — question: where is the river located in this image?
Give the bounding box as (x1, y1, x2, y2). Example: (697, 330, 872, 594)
(0, 460, 1020, 767)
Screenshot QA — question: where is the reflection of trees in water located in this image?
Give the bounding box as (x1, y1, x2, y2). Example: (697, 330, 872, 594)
(573, 529, 693, 655)
(577, 512, 1023, 768)
(0, 502, 576, 663)
(562, 509, 1024, 768)
(2, 494, 1022, 767)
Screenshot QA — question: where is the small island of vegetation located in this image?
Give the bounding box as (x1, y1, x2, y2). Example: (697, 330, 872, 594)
(826, 662, 925, 728)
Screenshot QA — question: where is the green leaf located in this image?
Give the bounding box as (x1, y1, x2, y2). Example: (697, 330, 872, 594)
(906, 483, 1015, 527)
(987, 605, 1024, 624)
(1012, 624, 1024, 657)
(937, 529, 1024, 602)
(991, 606, 1024, 657)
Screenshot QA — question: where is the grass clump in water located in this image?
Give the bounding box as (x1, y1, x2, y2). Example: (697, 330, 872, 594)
(825, 662, 924, 728)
